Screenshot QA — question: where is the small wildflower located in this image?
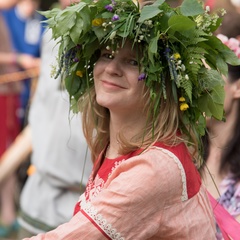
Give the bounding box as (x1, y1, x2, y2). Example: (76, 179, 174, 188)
(179, 97, 185, 102)
(73, 57, 79, 62)
(164, 47, 171, 54)
(105, 4, 114, 12)
(27, 165, 36, 176)
(205, 6, 210, 12)
(76, 70, 83, 77)
(177, 75, 183, 81)
(92, 18, 104, 26)
(173, 53, 181, 60)
(185, 74, 189, 80)
(138, 73, 146, 81)
(112, 14, 119, 21)
(181, 64, 186, 71)
(109, 31, 117, 40)
(180, 103, 189, 111)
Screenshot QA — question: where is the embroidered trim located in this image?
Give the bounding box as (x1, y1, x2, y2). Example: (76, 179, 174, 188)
(146, 146, 188, 201)
(108, 160, 125, 178)
(80, 195, 125, 240)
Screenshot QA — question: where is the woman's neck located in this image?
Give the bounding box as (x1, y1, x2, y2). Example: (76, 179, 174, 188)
(106, 110, 147, 159)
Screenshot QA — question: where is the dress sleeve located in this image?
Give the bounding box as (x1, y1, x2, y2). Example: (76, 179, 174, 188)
(24, 147, 216, 240)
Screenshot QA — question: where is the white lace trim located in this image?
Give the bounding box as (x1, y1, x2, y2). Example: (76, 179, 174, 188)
(148, 146, 188, 201)
(108, 160, 125, 178)
(79, 195, 125, 240)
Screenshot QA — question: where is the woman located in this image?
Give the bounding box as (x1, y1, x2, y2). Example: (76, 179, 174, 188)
(203, 34, 240, 238)
(24, 0, 240, 239)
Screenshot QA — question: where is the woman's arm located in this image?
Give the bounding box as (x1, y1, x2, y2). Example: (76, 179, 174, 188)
(22, 147, 216, 239)
(0, 125, 32, 184)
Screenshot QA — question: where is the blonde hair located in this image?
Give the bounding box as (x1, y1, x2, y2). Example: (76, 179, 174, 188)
(80, 73, 199, 163)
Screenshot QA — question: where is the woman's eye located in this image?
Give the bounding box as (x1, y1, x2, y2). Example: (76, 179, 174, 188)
(101, 52, 113, 59)
(128, 59, 138, 66)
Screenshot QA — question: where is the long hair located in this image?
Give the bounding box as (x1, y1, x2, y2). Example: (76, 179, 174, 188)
(80, 71, 199, 163)
(203, 65, 240, 180)
(221, 65, 240, 179)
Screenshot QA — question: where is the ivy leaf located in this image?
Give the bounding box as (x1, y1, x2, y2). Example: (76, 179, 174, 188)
(138, 0, 164, 22)
(168, 15, 196, 32)
(180, 0, 204, 16)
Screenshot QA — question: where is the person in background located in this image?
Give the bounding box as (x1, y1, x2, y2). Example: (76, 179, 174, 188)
(22, 0, 239, 239)
(202, 34, 240, 238)
(2, 0, 44, 128)
(15, 0, 93, 238)
(0, 0, 19, 9)
(0, 1, 40, 237)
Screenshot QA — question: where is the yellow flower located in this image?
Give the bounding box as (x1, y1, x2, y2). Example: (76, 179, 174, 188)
(180, 103, 189, 111)
(92, 18, 104, 26)
(179, 96, 185, 102)
(27, 165, 36, 176)
(76, 70, 83, 77)
(173, 53, 181, 59)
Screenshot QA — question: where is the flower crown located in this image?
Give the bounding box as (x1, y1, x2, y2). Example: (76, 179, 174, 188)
(42, 0, 240, 139)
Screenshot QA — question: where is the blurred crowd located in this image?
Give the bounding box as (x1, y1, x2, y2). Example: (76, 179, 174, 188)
(0, 0, 240, 239)
(0, 0, 92, 239)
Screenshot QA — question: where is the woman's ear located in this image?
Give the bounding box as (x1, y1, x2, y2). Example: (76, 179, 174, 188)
(233, 78, 240, 99)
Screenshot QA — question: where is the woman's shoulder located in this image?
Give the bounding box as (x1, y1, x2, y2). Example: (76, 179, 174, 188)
(133, 142, 202, 200)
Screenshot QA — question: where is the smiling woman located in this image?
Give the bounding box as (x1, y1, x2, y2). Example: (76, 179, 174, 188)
(94, 42, 146, 115)
(22, 0, 240, 239)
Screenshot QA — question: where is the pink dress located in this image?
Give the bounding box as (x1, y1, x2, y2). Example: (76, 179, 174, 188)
(24, 142, 216, 239)
(215, 175, 240, 239)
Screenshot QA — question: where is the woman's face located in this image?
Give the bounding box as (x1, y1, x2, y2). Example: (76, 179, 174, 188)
(93, 41, 146, 115)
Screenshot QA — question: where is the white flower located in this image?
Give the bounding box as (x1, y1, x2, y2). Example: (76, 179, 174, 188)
(109, 31, 116, 40)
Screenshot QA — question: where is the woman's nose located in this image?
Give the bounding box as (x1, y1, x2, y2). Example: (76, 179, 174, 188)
(105, 57, 123, 76)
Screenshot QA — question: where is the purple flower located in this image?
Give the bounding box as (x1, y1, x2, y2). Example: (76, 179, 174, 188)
(105, 4, 114, 12)
(138, 73, 146, 81)
(112, 14, 119, 21)
(73, 57, 79, 63)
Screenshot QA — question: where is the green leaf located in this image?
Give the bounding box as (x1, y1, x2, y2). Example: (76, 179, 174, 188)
(208, 100, 224, 120)
(65, 71, 81, 96)
(221, 48, 240, 66)
(55, 11, 77, 36)
(198, 95, 211, 117)
(168, 15, 196, 32)
(149, 34, 160, 54)
(198, 92, 224, 120)
(211, 85, 225, 105)
(216, 56, 228, 76)
(138, 0, 164, 22)
(70, 17, 84, 44)
(39, 8, 60, 18)
(180, 0, 204, 16)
